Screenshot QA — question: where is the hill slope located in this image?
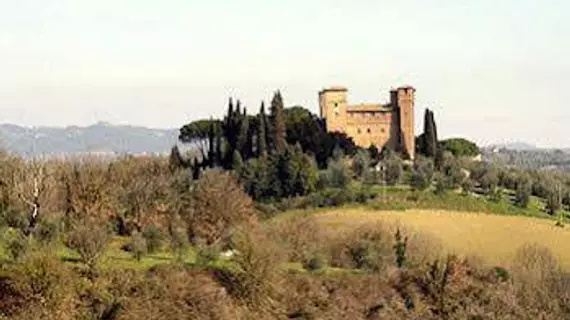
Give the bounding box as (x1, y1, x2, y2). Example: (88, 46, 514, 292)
(0, 122, 180, 157)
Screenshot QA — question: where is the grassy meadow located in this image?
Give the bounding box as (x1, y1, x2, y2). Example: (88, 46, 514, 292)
(299, 206, 570, 269)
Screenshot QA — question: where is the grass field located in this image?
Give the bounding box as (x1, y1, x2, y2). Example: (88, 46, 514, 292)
(308, 207, 570, 270)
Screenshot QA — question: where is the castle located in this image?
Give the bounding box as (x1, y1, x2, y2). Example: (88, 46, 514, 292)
(318, 86, 416, 159)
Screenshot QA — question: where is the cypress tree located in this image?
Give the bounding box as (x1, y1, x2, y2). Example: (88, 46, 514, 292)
(237, 111, 249, 158)
(235, 100, 242, 118)
(257, 102, 268, 157)
(423, 109, 437, 158)
(215, 122, 223, 166)
(232, 149, 244, 172)
(207, 119, 215, 168)
(270, 90, 287, 153)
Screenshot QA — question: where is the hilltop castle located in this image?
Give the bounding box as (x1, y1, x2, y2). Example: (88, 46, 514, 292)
(318, 86, 416, 159)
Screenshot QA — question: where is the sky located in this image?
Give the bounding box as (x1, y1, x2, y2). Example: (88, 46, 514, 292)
(0, 0, 569, 147)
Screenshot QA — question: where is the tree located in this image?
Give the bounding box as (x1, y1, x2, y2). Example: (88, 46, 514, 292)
(236, 111, 250, 158)
(14, 159, 48, 236)
(65, 218, 110, 276)
(232, 149, 244, 172)
(207, 120, 216, 168)
(352, 149, 371, 179)
(440, 138, 480, 157)
(179, 119, 221, 161)
(514, 179, 531, 208)
(422, 109, 438, 158)
(545, 190, 561, 215)
(188, 170, 256, 245)
(257, 102, 268, 157)
(439, 152, 466, 189)
(384, 154, 403, 186)
(215, 123, 223, 167)
(269, 91, 287, 153)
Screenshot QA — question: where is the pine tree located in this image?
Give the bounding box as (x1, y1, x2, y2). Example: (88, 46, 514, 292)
(257, 102, 268, 157)
(270, 91, 287, 153)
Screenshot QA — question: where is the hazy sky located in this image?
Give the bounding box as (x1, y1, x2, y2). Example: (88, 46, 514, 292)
(1, 0, 569, 147)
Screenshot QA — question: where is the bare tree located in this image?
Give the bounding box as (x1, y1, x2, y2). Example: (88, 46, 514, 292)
(14, 158, 49, 235)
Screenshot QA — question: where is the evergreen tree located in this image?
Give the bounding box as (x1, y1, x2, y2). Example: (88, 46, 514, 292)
(270, 91, 287, 153)
(423, 109, 438, 158)
(232, 149, 243, 172)
(257, 102, 268, 157)
(215, 123, 223, 167)
(207, 120, 215, 168)
(236, 111, 249, 158)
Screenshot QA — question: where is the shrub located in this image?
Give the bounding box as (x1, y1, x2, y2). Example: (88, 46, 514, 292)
(383, 156, 403, 186)
(411, 169, 431, 192)
(514, 181, 531, 208)
(1, 208, 28, 231)
(267, 215, 324, 262)
(2, 250, 78, 319)
(393, 228, 408, 268)
(4, 229, 29, 261)
(217, 225, 284, 312)
(142, 225, 164, 253)
(168, 226, 189, 263)
(195, 244, 220, 267)
(352, 149, 371, 179)
(33, 218, 60, 245)
(330, 223, 393, 272)
(301, 251, 326, 272)
(64, 219, 110, 274)
(131, 231, 147, 261)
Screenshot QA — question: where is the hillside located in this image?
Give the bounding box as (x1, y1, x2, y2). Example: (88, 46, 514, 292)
(0, 122, 180, 158)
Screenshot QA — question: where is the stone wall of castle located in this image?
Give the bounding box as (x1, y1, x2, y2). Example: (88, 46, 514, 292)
(318, 86, 415, 159)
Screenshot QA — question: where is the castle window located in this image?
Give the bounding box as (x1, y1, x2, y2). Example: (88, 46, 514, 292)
(381, 128, 385, 133)
(357, 128, 361, 134)
(367, 128, 371, 134)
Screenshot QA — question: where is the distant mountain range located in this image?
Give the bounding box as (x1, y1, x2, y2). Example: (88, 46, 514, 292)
(0, 122, 180, 158)
(484, 141, 538, 151)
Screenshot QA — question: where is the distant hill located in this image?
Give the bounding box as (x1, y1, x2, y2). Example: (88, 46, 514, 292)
(486, 141, 538, 151)
(0, 122, 180, 158)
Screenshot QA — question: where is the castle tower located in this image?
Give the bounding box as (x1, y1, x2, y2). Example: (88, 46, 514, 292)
(319, 87, 348, 133)
(393, 86, 416, 159)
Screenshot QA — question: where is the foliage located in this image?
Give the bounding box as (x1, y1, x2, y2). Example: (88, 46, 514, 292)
(440, 138, 480, 157)
(142, 226, 164, 254)
(4, 229, 29, 261)
(394, 228, 408, 268)
(130, 231, 147, 261)
(420, 109, 439, 158)
(352, 149, 371, 179)
(188, 169, 256, 246)
(383, 154, 404, 186)
(64, 219, 110, 274)
(270, 90, 287, 153)
(321, 157, 352, 189)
